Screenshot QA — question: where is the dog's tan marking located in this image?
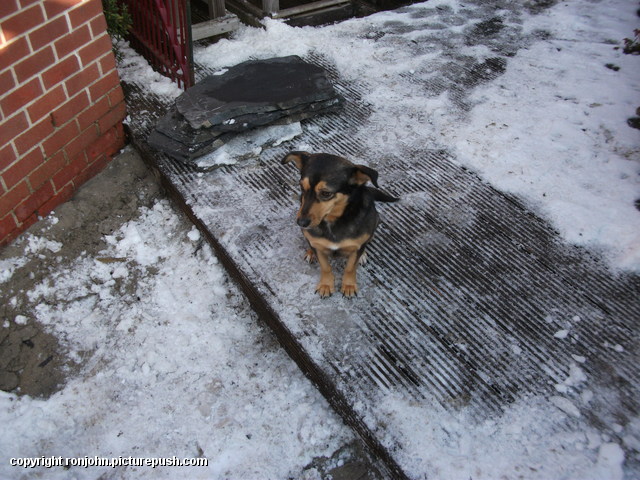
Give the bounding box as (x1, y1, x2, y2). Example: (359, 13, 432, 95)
(304, 248, 316, 263)
(324, 193, 348, 223)
(351, 169, 373, 185)
(282, 152, 306, 169)
(314, 249, 335, 298)
(300, 177, 311, 191)
(314, 180, 328, 193)
(341, 250, 359, 298)
(304, 192, 348, 227)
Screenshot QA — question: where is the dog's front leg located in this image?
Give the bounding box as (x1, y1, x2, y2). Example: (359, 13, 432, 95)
(341, 250, 360, 298)
(315, 249, 335, 298)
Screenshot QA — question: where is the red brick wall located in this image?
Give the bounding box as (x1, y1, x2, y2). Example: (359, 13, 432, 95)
(0, 0, 127, 246)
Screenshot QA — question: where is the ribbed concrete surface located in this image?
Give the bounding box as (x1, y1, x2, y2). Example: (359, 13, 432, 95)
(124, 3, 639, 477)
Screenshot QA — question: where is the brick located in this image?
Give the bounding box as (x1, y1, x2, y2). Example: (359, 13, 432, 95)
(107, 85, 124, 107)
(76, 150, 111, 186)
(14, 46, 55, 83)
(29, 16, 69, 52)
(1, 147, 43, 190)
(99, 52, 117, 76)
(20, 0, 41, 7)
(0, 0, 19, 19)
(41, 55, 79, 90)
(0, 144, 17, 174)
(77, 95, 109, 130)
(0, 213, 19, 245)
(0, 112, 28, 151)
(0, 71, 16, 98)
(0, 37, 30, 75)
(0, 77, 42, 117)
(55, 24, 91, 60)
(78, 33, 112, 67)
(43, 0, 81, 20)
(1, 4, 45, 42)
(89, 13, 107, 38)
(15, 180, 54, 222)
(28, 150, 66, 190)
(0, 181, 29, 218)
(52, 150, 85, 190)
(39, 182, 74, 214)
(88, 69, 120, 102)
(68, 0, 103, 28)
(27, 85, 66, 123)
(14, 118, 54, 155)
(63, 123, 98, 160)
(65, 62, 99, 97)
(17, 212, 38, 232)
(87, 124, 124, 162)
(42, 121, 79, 156)
(51, 90, 89, 127)
(98, 100, 126, 134)
(86, 127, 114, 162)
(114, 122, 125, 140)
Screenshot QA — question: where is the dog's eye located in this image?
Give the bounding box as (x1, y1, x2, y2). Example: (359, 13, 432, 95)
(318, 190, 334, 201)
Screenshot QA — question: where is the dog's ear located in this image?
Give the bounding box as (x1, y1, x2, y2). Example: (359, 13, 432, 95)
(351, 165, 379, 188)
(281, 151, 311, 170)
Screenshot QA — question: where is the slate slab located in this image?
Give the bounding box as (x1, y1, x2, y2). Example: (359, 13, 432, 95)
(148, 56, 343, 166)
(176, 55, 342, 129)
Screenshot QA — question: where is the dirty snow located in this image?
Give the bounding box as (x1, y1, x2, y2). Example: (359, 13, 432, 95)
(194, 0, 640, 272)
(0, 200, 351, 479)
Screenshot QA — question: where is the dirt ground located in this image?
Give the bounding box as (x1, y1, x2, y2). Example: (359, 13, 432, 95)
(0, 146, 383, 480)
(0, 147, 163, 398)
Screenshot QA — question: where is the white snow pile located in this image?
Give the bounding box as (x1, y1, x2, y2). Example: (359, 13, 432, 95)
(0, 200, 351, 479)
(0, 235, 62, 283)
(374, 392, 629, 480)
(194, 0, 640, 272)
(115, 40, 183, 100)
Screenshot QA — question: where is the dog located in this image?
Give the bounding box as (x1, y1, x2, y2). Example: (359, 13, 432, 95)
(282, 151, 398, 298)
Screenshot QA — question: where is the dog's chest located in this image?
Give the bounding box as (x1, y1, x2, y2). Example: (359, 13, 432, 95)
(303, 230, 370, 254)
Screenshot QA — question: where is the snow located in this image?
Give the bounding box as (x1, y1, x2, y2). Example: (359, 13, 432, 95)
(193, 0, 640, 272)
(114, 41, 183, 100)
(0, 234, 62, 283)
(372, 392, 631, 480)
(0, 200, 351, 479)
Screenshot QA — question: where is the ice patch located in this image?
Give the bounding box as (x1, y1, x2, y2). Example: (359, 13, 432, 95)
(554, 329, 570, 339)
(195, 122, 303, 170)
(594, 443, 625, 480)
(550, 396, 581, 418)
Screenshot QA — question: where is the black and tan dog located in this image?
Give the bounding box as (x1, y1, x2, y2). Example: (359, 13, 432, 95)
(282, 151, 398, 298)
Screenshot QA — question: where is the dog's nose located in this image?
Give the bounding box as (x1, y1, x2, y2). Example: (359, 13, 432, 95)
(297, 217, 311, 228)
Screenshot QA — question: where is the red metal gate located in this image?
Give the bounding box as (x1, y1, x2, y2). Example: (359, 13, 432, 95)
(124, 0, 194, 89)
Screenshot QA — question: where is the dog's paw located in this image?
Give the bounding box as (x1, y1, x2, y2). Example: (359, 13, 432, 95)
(358, 251, 368, 266)
(304, 249, 317, 263)
(316, 282, 335, 298)
(341, 283, 358, 298)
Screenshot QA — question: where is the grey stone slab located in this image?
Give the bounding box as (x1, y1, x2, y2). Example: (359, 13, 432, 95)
(149, 98, 342, 164)
(175, 55, 343, 129)
(147, 128, 232, 163)
(147, 56, 343, 165)
(154, 106, 225, 145)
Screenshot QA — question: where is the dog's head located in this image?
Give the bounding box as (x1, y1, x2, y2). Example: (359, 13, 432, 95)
(282, 151, 379, 229)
